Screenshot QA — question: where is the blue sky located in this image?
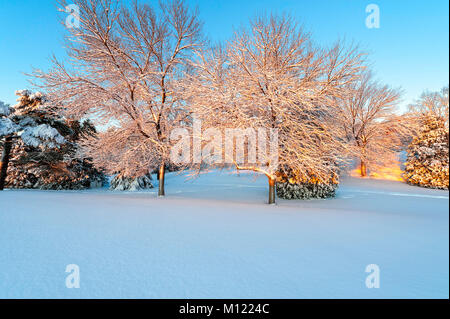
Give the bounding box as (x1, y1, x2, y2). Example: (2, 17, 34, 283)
(0, 0, 448, 111)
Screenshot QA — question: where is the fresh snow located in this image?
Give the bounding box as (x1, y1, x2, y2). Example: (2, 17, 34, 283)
(20, 124, 66, 148)
(0, 118, 17, 136)
(0, 102, 11, 116)
(1, 114, 66, 148)
(0, 170, 448, 298)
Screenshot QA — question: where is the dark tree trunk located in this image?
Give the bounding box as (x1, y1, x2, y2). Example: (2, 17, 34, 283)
(360, 159, 367, 177)
(158, 163, 165, 196)
(268, 176, 276, 204)
(0, 135, 13, 191)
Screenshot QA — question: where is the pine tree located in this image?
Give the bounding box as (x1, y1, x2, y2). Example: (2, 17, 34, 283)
(0, 90, 104, 190)
(403, 115, 449, 189)
(1, 90, 66, 189)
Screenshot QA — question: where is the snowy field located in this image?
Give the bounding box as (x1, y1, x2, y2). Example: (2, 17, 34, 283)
(0, 170, 448, 299)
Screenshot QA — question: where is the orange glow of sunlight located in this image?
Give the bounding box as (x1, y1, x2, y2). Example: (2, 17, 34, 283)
(351, 164, 404, 182)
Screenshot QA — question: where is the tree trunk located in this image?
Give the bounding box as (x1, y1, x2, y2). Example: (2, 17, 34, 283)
(0, 135, 13, 191)
(360, 159, 367, 177)
(158, 163, 165, 196)
(268, 176, 276, 204)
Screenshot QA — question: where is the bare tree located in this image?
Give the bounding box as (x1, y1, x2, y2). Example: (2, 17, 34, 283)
(32, 0, 203, 196)
(340, 72, 404, 177)
(408, 86, 449, 126)
(185, 14, 365, 204)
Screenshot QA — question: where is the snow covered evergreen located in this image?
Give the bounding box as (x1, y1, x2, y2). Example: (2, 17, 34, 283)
(0, 90, 66, 147)
(403, 115, 449, 189)
(110, 173, 154, 191)
(0, 90, 104, 190)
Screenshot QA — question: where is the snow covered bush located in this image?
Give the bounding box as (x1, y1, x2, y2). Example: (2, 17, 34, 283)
(403, 87, 449, 190)
(403, 115, 449, 190)
(110, 174, 154, 191)
(276, 165, 339, 199)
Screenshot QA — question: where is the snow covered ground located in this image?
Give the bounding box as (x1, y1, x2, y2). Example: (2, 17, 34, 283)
(0, 170, 448, 298)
